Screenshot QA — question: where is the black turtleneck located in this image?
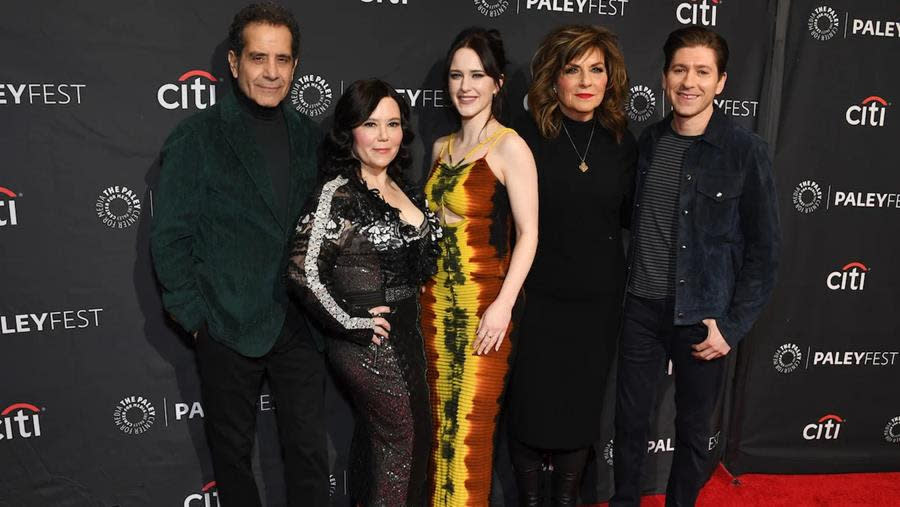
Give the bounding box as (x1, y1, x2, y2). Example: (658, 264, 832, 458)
(235, 86, 290, 221)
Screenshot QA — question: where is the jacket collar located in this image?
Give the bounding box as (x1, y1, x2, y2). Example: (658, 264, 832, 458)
(651, 107, 729, 149)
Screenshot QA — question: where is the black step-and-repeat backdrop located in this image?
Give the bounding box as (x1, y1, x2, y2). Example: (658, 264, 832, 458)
(0, 1, 896, 506)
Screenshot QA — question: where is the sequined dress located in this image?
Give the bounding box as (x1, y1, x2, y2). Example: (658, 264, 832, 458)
(422, 128, 521, 506)
(286, 174, 441, 506)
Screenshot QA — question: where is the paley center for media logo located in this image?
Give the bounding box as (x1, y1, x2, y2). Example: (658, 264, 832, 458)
(803, 414, 843, 440)
(809, 5, 899, 41)
(676, 0, 719, 26)
(290, 74, 333, 117)
(115, 394, 277, 436)
(1, 403, 43, 441)
(846, 95, 889, 127)
(96, 185, 142, 229)
(0, 83, 85, 106)
(774, 342, 897, 373)
(475, 0, 509, 17)
(158, 70, 218, 110)
(0, 186, 20, 227)
(523, 0, 628, 16)
(1, 308, 103, 335)
(885, 416, 900, 444)
(627, 85, 656, 122)
(792, 180, 900, 214)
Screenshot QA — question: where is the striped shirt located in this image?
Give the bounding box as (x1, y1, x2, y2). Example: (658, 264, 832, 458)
(628, 128, 699, 299)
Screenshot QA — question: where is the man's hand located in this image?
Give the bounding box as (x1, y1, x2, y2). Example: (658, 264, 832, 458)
(691, 319, 731, 360)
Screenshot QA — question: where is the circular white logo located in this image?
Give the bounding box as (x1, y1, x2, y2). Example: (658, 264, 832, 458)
(113, 396, 156, 435)
(96, 186, 141, 229)
(602, 439, 614, 466)
(773, 343, 803, 373)
(290, 74, 333, 117)
(329, 474, 337, 497)
(808, 6, 839, 41)
(793, 180, 822, 213)
(626, 85, 657, 122)
(885, 416, 900, 444)
(474, 0, 509, 17)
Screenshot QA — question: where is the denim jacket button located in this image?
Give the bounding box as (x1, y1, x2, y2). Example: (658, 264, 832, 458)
(681, 244, 687, 249)
(686, 174, 693, 181)
(679, 279, 686, 285)
(677, 312, 685, 318)
(715, 191, 723, 199)
(682, 209, 689, 215)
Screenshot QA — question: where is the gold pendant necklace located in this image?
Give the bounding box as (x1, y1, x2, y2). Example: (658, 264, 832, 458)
(561, 120, 596, 173)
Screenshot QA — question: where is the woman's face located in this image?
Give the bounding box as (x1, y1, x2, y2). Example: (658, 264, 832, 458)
(555, 47, 607, 121)
(352, 97, 403, 172)
(448, 47, 501, 120)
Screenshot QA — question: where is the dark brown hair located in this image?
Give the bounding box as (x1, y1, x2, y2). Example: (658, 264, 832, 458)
(663, 26, 729, 75)
(228, 2, 301, 59)
(527, 25, 629, 143)
(444, 27, 508, 123)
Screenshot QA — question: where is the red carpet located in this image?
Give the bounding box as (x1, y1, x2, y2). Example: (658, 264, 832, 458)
(590, 464, 900, 506)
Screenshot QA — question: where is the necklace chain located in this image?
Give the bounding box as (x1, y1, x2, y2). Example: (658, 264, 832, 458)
(561, 120, 595, 173)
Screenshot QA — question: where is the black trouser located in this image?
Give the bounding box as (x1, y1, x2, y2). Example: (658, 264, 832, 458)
(611, 294, 725, 507)
(196, 322, 328, 507)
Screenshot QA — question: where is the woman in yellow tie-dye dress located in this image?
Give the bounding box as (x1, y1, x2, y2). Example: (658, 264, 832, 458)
(422, 27, 538, 506)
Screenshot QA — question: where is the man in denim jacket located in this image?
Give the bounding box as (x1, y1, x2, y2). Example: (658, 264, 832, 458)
(612, 27, 780, 507)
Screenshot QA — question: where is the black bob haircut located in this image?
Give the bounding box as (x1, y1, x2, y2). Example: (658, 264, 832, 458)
(228, 2, 301, 59)
(318, 79, 414, 187)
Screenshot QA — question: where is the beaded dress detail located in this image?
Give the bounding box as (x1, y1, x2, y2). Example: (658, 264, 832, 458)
(287, 174, 441, 506)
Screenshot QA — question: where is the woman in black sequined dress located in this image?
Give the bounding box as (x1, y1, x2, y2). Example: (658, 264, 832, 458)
(286, 79, 440, 506)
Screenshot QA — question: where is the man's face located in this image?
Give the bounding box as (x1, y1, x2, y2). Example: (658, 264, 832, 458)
(227, 22, 297, 107)
(663, 45, 726, 123)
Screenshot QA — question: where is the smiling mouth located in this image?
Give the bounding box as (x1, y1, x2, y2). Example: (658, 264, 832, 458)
(457, 96, 478, 103)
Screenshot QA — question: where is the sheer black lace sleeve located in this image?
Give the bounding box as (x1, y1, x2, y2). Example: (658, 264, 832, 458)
(287, 176, 375, 345)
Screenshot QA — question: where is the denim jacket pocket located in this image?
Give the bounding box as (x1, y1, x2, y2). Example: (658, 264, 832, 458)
(695, 176, 742, 237)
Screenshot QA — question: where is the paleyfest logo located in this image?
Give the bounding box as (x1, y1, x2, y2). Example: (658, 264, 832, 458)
(290, 74, 333, 117)
(626, 85, 656, 122)
(96, 186, 141, 229)
(809, 6, 900, 41)
(158, 70, 218, 110)
(0, 186, 20, 227)
(792, 180, 900, 214)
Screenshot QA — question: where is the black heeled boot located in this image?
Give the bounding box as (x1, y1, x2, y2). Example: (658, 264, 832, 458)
(509, 436, 545, 507)
(550, 447, 589, 507)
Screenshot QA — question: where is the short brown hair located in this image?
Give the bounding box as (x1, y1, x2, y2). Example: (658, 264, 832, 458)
(663, 26, 728, 75)
(229, 2, 301, 59)
(527, 25, 629, 143)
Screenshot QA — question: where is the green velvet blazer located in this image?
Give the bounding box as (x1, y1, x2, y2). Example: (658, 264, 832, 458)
(150, 91, 322, 357)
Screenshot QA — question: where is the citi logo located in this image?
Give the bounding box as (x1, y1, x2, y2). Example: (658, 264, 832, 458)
(0, 186, 19, 227)
(1, 403, 43, 440)
(845, 96, 889, 127)
(826, 261, 868, 291)
(677, 0, 719, 27)
(158, 70, 218, 110)
(803, 414, 843, 440)
(184, 481, 219, 507)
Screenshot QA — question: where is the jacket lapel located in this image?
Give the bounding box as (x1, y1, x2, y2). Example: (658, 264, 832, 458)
(220, 92, 283, 229)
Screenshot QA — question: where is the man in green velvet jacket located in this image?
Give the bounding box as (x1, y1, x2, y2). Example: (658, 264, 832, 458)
(150, 4, 326, 506)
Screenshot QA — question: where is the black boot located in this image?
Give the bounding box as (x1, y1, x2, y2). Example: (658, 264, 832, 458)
(550, 447, 589, 507)
(509, 436, 545, 507)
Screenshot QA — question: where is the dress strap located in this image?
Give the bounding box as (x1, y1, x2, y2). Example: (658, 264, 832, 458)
(459, 127, 515, 161)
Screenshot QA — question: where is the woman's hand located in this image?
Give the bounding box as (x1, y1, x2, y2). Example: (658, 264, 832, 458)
(472, 300, 512, 355)
(368, 305, 392, 345)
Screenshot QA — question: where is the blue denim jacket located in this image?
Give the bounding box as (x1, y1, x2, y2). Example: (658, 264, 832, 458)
(628, 110, 781, 346)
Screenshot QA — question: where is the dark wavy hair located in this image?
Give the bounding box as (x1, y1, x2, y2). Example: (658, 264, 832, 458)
(319, 79, 414, 186)
(663, 26, 729, 75)
(228, 2, 301, 59)
(528, 25, 629, 143)
(444, 27, 508, 124)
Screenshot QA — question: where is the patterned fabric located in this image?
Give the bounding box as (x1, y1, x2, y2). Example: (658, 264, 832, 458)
(422, 129, 519, 506)
(287, 174, 440, 506)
